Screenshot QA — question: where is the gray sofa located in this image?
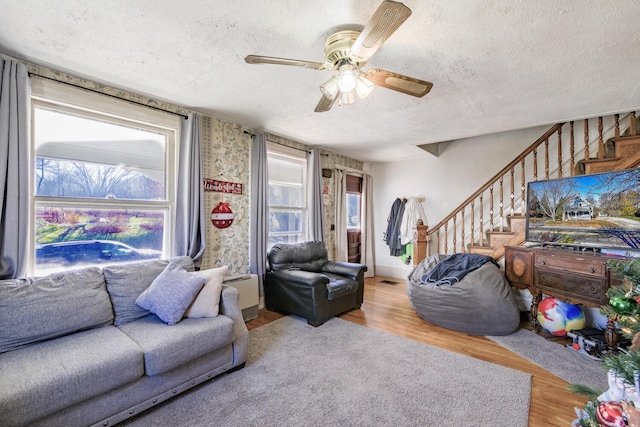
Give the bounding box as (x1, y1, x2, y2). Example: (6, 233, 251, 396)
(0, 256, 249, 427)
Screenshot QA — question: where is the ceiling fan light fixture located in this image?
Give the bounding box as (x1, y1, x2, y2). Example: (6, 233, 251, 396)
(355, 74, 374, 99)
(246, 1, 431, 113)
(336, 69, 357, 93)
(320, 76, 340, 100)
(338, 90, 355, 106)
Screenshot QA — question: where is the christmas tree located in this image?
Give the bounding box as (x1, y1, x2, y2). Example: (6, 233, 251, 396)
(572, 259, 640, 427)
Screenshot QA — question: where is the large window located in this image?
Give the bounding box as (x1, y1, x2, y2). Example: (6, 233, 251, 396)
(31, 79, 178, 275)
(267, 144, 308, 249)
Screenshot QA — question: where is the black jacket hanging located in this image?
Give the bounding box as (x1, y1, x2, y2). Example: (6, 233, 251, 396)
(385, 198, 407, 256)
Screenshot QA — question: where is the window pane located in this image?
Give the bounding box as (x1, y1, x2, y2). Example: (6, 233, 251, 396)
(268, 210, 307, 248)
(35, 205, 164, 275)
(34, 107, 166, 200)
(347, 193, 361, 229)
(269, 183, 303, 207)
(268, 155, 304, 207)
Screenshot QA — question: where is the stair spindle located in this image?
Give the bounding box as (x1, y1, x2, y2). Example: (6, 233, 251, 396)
(520, 159, 526, 215)
(598, 117, 604, 159)
(489, 185, 495, 232)
(544, 137, 550, 180)
(443, 223, 448, 254)
(557, 127, 563, 177)
(460, 209, 465, 253)
(584, 119, 590, 160)
(452, 215, 457, 254)
(470, 200, 475, 246)
(631, 111, 638, 135)
(479, 193, 484, 245)
(509, 167, 515, 216)
(615, 114, 620, 137)
(570, 121, 575, 175)
(499, 176, 504, 232)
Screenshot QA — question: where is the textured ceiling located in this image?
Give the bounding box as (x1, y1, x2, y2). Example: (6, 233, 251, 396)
(1, 0, 640, 163)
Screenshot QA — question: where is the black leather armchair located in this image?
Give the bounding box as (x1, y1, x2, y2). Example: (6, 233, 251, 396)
(264, 241, 368, 326)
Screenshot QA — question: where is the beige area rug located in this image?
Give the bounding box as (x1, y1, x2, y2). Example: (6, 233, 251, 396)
(123, 316, 532, 426)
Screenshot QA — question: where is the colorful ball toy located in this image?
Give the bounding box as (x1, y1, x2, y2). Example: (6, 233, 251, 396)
(536, 297, 585, 336)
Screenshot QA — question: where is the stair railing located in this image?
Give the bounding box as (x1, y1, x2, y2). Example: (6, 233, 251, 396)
(422, 111, 639, 259)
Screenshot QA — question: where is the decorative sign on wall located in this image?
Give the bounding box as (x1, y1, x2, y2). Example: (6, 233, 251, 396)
(203, 178, 243, 195)
(211, 201, 234, 229)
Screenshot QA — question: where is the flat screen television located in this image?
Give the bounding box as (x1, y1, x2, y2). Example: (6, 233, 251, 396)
(526, 168, 640, 253)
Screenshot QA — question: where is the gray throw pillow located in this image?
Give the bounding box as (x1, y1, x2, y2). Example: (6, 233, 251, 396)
(104, 256, 195, 325)
(135, 262, 206, 325)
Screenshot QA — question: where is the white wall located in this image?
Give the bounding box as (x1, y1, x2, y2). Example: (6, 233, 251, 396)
(369, 125, 549, 279)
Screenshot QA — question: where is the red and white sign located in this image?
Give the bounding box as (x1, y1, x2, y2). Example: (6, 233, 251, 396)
(211, 202, 234, 229)
(203, 178, 243, 195)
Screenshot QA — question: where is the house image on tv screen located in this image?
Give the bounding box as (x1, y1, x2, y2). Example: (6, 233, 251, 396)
(562, 195, 594, 221)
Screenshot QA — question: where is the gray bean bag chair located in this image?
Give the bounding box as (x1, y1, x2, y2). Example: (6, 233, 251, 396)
(407, 253, 520, 336)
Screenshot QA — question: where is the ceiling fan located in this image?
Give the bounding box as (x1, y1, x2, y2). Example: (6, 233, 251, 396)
(245, 0, 433, 112)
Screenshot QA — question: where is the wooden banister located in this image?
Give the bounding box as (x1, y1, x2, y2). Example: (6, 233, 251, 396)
(419, 110, 639, 261)
(426, 124, 563, 235)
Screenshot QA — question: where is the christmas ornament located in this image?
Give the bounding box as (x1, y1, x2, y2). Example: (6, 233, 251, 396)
(536, 297, 585, 336)
(610, 295, 638, 315)
(211, 201, 234, 229)
(596, 401, 627, 427)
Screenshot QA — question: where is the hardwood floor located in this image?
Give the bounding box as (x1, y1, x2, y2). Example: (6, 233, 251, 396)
(246, 276, 590, 426)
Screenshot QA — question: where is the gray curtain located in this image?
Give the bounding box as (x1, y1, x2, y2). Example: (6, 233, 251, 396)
(250, 133, 269, 295)
(175, 113, 205, 267)
(361, 173, 375, 277)
(334, 169, 348, 262)
(308, 148, 325, 242)
(0, 59, 30, 279)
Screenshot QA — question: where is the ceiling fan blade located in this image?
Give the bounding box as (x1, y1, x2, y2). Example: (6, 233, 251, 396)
(365, 68, 433, 98)
(314, 94, 338, 112)
(350, 1, 412, 61)
(245, 55, 327, 70)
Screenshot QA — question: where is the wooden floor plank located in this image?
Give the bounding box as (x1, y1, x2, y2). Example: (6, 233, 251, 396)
(246, 276, 588, 426)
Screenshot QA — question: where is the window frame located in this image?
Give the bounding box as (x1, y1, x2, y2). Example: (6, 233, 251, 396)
(28, 78, 180, 275)
(266, 143, 309, 248)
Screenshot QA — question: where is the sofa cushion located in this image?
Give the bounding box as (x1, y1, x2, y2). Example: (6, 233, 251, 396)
(103, 256, 195, 326)
(184, 266, 228, 318)
(0, 267, 113, 354)
(0, 326, 143, 425)
(135, 262, 206, 325)
(268, 241, 328, 272)
(117, 315, 234, 375)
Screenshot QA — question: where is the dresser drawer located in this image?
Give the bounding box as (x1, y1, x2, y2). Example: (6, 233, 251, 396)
(534, 266, 608, 306)
(534, 253, 607, 277)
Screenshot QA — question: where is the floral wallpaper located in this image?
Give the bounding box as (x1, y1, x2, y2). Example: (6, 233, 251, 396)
(200, 117, 251, 273)
(22, 59, 363, 273)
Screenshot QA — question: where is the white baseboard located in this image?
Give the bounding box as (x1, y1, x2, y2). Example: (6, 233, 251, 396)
(374, 264, 412, 280)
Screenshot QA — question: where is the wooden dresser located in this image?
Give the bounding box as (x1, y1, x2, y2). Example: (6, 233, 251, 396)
(504, 245, 627, 348)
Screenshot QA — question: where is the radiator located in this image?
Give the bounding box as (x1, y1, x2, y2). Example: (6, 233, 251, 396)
(223, 274, 259, 322)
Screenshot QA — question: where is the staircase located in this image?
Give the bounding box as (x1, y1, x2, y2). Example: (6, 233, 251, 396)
(414, 111, 640, 263)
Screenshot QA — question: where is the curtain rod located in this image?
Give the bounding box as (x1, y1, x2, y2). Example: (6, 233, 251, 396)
(29, 73, 189, 119)
(243, 131, 328, 156)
